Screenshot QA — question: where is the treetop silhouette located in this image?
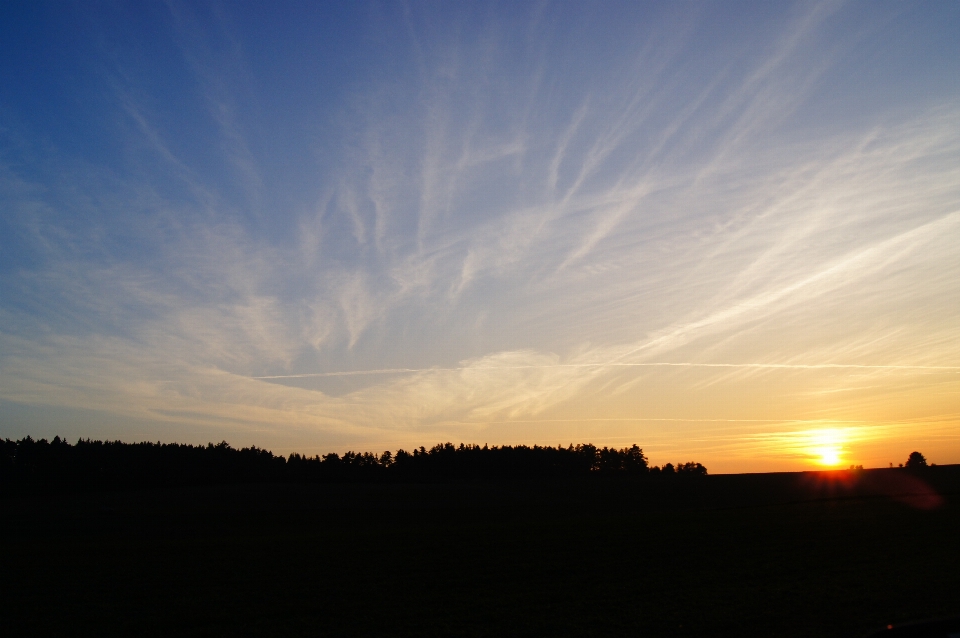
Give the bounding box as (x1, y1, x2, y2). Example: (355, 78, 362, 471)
(0, 437, 704, 489)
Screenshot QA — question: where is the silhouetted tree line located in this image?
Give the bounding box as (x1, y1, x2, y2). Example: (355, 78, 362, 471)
(0, 436, 707, 489)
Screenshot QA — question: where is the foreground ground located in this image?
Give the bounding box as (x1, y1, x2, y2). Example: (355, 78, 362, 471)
(2, 467, 959, 637)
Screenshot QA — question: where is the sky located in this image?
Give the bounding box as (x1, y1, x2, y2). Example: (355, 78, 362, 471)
(0, 1, 958, 473)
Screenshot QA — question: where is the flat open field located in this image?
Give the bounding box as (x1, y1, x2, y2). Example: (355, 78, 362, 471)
(3, 468, 959, 637)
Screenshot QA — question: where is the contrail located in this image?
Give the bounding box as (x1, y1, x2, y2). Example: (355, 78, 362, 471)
(457, 416, 960, 425)
(252, 362, 960, 379)
(254, 368, 423, 379)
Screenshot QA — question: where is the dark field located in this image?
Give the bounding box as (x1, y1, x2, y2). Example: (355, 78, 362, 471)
(3, 468, 959, 637)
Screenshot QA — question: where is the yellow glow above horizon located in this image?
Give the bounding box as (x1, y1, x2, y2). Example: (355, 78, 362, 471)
(809, 429, 845, 467)
(815, 446, 841, 466)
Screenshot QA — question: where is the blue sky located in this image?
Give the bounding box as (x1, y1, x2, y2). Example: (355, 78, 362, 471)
(1, 1, 958, 471)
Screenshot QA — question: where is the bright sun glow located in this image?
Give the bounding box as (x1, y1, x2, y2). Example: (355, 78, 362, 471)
(815, 447, 841, 466)
(808, 429, 846, 466)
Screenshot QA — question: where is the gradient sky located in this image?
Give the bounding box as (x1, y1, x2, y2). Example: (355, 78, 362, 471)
(1, 1, 958, 472)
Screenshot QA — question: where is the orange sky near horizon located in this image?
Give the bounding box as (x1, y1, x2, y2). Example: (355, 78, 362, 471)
(1, 3, 958, 472)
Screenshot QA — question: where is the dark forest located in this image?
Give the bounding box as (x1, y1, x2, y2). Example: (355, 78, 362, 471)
(0, 436, 707, 488)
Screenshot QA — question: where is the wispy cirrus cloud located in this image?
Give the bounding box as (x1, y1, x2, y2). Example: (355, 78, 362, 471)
(0, 1, 957, 470)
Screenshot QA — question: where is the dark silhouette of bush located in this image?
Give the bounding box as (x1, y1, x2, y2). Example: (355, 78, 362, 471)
(905, 451, 927, 468)
(0, 436, 711, 490)
(677, 462, 708, 475)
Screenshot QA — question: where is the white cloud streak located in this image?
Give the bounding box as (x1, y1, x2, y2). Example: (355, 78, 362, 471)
(1, 2, 958, 467)
(254, 363, 960, 380)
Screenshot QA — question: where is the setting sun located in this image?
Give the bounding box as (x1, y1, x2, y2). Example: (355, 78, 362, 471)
(808, 429, 846, 467)
(815, 447, 841, 466)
